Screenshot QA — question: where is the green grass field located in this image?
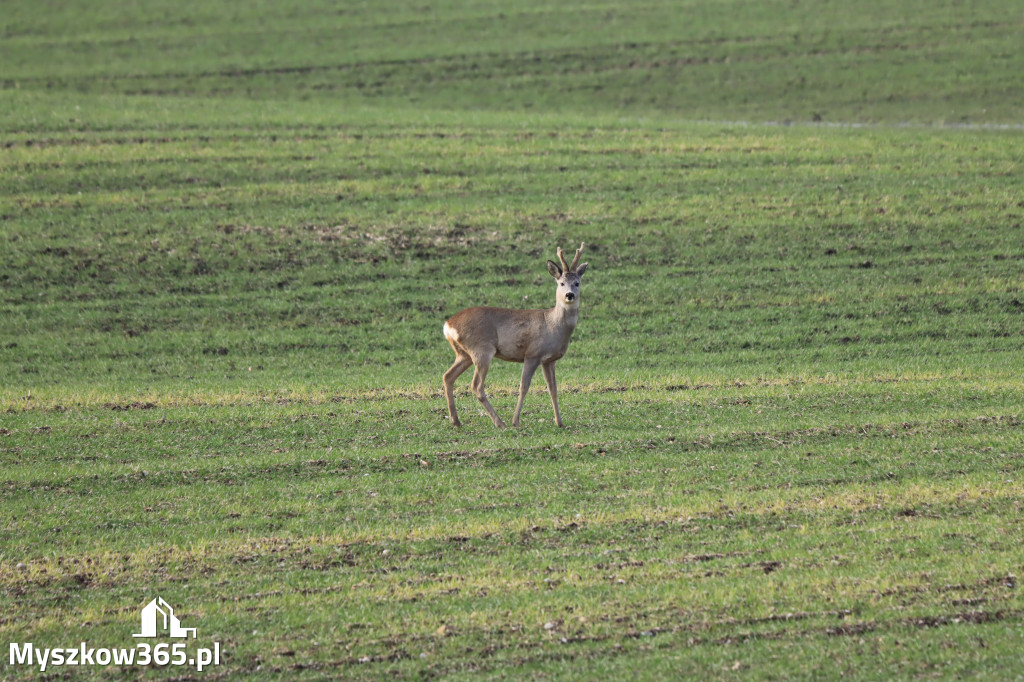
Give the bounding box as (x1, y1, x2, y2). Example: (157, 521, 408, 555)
(2, 1, 1023, 679)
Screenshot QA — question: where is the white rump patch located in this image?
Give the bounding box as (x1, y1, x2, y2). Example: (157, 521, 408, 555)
(443, 321, 459, 343)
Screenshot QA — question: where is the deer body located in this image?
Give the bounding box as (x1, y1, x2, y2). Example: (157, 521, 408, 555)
(443, 243, 589, 428)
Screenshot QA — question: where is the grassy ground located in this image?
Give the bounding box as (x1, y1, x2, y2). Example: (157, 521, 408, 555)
(3, 0, 1023, 123)
(2, 0, 1024, 679)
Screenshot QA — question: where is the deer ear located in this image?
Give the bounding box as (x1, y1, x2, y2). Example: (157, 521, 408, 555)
(546, 260, 562, 279)
(575, 262, 589, 277)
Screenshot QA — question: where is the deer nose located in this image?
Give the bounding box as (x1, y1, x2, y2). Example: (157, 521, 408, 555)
(565, 292, 575, 302)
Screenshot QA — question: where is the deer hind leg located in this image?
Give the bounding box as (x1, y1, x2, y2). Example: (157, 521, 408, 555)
(512, 357, 541, 428)
(443, 352, 473, 426)
(470, 351, 506, 428)
(541, 361, 564, 427)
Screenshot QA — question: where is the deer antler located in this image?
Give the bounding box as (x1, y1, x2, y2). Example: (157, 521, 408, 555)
(557, 246, 569, 274)
(556, 243, 585, 273)
(569, 242, 585, 271)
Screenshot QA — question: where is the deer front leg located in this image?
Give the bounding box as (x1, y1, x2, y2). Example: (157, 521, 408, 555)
(512, 357, 541, 427)
(541, 361, 564, 427)
(470, 352, 506, 428)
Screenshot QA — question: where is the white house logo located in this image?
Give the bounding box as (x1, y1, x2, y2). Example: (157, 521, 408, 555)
(134, 597, 197, 639)
(9, 597, 222, 673)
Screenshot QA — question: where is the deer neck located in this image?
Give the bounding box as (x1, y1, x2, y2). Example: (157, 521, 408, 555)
(548, 299, 580, 331)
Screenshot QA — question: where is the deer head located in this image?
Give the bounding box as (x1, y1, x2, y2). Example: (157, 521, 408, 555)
(546, 242, 589, 306)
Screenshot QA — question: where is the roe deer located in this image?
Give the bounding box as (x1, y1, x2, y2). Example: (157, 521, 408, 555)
(443, 243, 589, 427)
